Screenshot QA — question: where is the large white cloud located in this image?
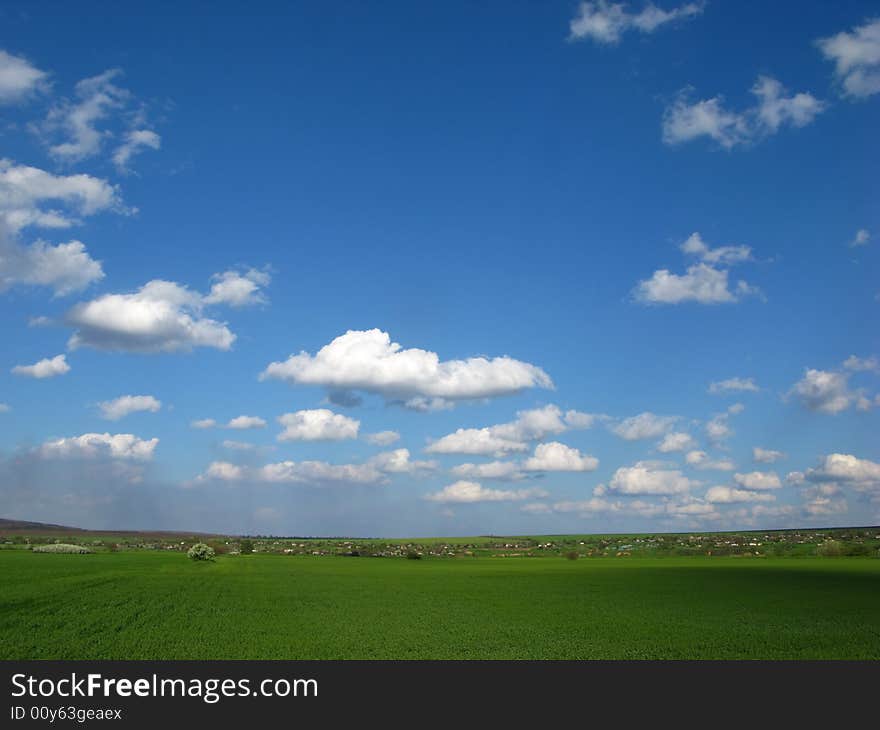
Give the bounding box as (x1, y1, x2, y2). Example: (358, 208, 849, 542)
(656, 431, 696, 453)
(817, 18, 880, 98)
(426, 404, 593, 456)
(226, 415, 267, 430)
(789, 368, 856, 414)
(98, 395, 161, 420)
(260, 329, 553, 406)
(40, 432, 158, 461)
(568, 1, 703, 44)
(612, 412, 676, 440)
(196, 459, 386, 486)
(11, 354, 70, 379)
(0, 159, 123, 231)
(450, 461, 525, 481)
(66, 280, 236, 353)
(276, 409, 359, 442)
(733, 471, 782, 490)
(369, 448, 437, 474)
(0, 231, 104, 295)
(0, 49, 48, 104)
(522, 442, 598, 472)
(608, 462, 697, 495)
(662, 76, 825, 148)
(425, 480, 548, 504)
(635, 262, 759, 305)
(804, 454, 880, 492)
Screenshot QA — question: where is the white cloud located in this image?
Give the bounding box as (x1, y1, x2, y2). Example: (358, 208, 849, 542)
(203, 268, 270, 307)
(789, 368, 855, 414)
(221, 440, 258, 451)
(817, 18, 880, 98)
(66, 280, 236, 353)
(98, 394, 161, 420)
(803, 495, 848, 516)
(426, 404, 592, 456)
(0, 230, 104, 295)
(227, 415, 267, 430)
(708, 376, 758, 394)
(680, 232, 752, 266)
(276, 409, 358, 441)
(0, 403, 9, 412)
(40, 432, 158, 461)
(849, 228, 871, 247)
(11, 353, 70, 379)
(522, 442, 599, 472)
(612, 412, 676, 440)
(450, 461, 525, 481)
(369, 448, 437, 474)
(40, 69, 160, 168)
(365, 430, 400, 446)
(0, 159, 123, 231)
(425, 480, 548, 504)
(197, 459, 387, 486)
(662, 76, 824, 148)
(568, 1, 703, 44)
(112, 129, 161, 172)
(733, 471, 782, 490)
(190, 418, 216, 429)
(843, 354, 879, 373)
(635, 262, 758, 304)
(0, 49, 48, 104)
(685, 450, 735, 471)
(656, 431, 696, 453)
(753, 447, 785, 464)
(804, 453, 880, 492)
(260, 329, 553, 406)
(705, 412, 733, 443)
(705, 486, 775, 504)
(608, 462, 697, 495)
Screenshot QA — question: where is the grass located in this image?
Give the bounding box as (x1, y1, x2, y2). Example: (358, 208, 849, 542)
(1, 551, 879, 659)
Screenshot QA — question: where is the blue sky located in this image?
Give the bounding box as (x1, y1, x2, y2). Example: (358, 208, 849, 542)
(0, 1, 877, 536)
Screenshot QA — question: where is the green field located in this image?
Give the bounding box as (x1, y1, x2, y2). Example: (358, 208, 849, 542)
(2, 551, 879, 659)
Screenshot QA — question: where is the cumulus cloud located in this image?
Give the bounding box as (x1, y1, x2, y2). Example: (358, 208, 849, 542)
(364, 430, 400, 446)
(708, 376, 758, 394)
(0, 159, 123, 231)
(733, 471, 782, 490)
(425, 480, 548, 504)
(612, 412, 676, 440)
(705, 412, 733, 443)
(98, 395, 161, 420)
(426, 404, 594, 456)
(607, 462, 697, 495)
(705, 486, 775, 504)
(568, 1, 703, 44)
(0, 231, 104, 296)
(221, 440, 258, 451)
(190, 418, 216, 429)
(226, 415, 266, 430)
(203, 268, 270, 307)
(522, 442, 599, 472)
(65, 279, 236, 353)
(260, 329, 553, 407)
(276, 409, 358, 441)
(450, 461, 525, 481)
(656, 431, 696, 453)
(40, 432, 158, 461)
(843, 355, 879, 373)
(662, 76, 825, 148)
(804, 453, 880, 492)
(0, 49, 48, 104)
(680, 232, 752, 266)
(11, 354, 70, 379)
(685, 450, 735, 471)
(753, 447, 785, 464)
(369, 448, 437, 474)
(789, 368, 856, 414)
(817, 18, 880, 98)
(112, 129, 161, 172)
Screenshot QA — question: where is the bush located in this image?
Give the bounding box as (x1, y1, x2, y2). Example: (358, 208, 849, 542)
(32, 543, 91, 554)
(817, 540, 843, 557)
(239, 539, 254, 555)
(187, 542, 216, 561)
(564, 551, 579, 561)
(405, 551, 422, 560)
